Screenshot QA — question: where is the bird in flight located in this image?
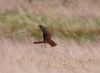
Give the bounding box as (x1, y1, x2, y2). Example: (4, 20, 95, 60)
(33, 25, 57, 47)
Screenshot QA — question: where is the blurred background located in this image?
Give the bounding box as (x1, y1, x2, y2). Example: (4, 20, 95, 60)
(1, 0, 100, 73)
(0, 0, 100, 40)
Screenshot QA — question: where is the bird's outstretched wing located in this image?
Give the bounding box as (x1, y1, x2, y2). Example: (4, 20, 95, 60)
(33, 41, 44, 44)
(39, 25, 51, 42)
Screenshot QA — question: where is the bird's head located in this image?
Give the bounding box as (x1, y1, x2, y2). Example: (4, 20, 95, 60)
(50, 40, 57, 47)
(39, 25, 43, 28)
(39, 25, 46, 31)
(39, 25, 45, 30)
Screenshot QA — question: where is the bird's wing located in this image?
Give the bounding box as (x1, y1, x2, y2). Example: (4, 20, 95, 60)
(39, 25, 51, 42)
(33, 41, 44, 44)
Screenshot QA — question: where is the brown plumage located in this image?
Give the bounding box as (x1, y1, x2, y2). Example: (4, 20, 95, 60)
(33, 25, 57, 47)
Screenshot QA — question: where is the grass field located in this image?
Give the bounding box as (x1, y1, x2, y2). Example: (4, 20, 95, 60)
(0, 0, 100, 40)
(0, 12, 100, 40)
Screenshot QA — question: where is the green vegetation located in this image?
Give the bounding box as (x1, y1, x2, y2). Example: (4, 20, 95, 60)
(0, 12, 100, 40)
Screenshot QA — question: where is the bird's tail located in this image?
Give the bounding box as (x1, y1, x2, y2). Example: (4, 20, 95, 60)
(49, 40, 57, 47)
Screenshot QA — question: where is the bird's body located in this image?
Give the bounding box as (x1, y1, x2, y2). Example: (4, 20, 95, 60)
(34, 25, 57, 47)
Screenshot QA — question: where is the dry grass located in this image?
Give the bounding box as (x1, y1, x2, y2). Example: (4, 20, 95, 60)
(0, 0, 100, 17)
(0, 37, 100, 73)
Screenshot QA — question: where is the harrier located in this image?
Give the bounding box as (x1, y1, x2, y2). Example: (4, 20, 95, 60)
(33, 25, 57, 47)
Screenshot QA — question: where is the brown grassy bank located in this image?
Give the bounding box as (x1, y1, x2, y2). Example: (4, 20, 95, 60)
(0, 0, 100, 18)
